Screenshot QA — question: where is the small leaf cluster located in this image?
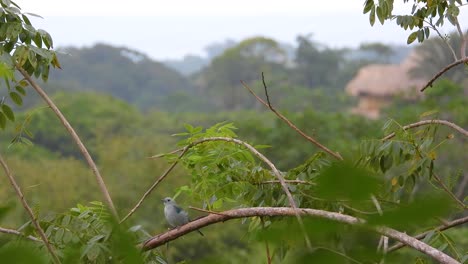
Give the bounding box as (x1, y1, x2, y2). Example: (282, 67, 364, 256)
(0, 0, 60, 129)
(358, 119, 455, 200)
(17, 202, 149, 263)
(363, 0, 463, 44)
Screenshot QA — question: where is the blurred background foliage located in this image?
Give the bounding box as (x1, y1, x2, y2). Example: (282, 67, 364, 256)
(0, 2, 467, 262)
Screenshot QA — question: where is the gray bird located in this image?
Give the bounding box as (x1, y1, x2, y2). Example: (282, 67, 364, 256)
(162, 197, 204, 236)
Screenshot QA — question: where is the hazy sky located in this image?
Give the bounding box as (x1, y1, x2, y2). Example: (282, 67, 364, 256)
(17, 0, 468, 60)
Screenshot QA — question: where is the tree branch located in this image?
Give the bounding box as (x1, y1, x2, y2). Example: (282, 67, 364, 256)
(454, 17, 467, 58)
(0, 226, 42, 242)
(241, 75, 343, 161)
(16, 66, 118, 219)
(256, 180, 315, 185)
(382, 119, 468, 141)
(0, 154, 61, 264)
(420, 57, 468, 92)
(388, 215, 468, 252)
(142, 207, 459, 264)
(423, 20, 458, 61)
(120, 148, 190, 223)
(126, 137, 312, 248)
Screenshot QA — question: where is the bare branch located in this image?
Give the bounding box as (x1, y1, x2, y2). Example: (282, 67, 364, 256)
(0, 154, 61, 264)
(241, 76, 343, 161)
(16, 67, 118, 219)
(142, 207, 459, 264)
(388, 215, 468, 252)
(120, 148, 190, 223)
(0, 226, 42, 242)
(420, 57, 468, 92)
(424, 20, 458, 61)
(382, 119, 468, 141)
(454, 17, 467, 58)
(256, 180, 315, 185)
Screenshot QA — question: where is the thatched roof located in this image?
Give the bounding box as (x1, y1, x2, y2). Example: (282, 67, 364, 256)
(345, 51, 427, 98)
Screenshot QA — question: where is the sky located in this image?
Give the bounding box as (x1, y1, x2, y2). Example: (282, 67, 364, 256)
(16, 0, 468, 60)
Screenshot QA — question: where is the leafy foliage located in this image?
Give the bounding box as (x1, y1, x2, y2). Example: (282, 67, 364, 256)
(0, 0, 60, 129)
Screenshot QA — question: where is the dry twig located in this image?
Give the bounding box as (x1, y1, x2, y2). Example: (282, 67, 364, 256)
(16, 67, 118, 219)
(0, 154, 61, 264)
(382, 119, 468, 141)
(388, 215, 468, 252)
(241, 74, 343, 160)
(0, 226, 42, 242)
(120, 148, 190, 223)
(420, 57, 468, 91)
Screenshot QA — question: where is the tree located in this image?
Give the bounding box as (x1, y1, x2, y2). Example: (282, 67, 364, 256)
(196, 36, 288, 109)
(0, 0, 467, 263)
(294, 35, 342, 89)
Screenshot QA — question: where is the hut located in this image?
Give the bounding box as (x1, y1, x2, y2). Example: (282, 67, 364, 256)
(345, 51, 427, 119)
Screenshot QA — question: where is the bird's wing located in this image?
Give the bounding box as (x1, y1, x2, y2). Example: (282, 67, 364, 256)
(174, 205, 184, 214)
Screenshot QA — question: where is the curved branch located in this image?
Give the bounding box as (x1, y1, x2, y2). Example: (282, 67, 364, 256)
(16, 66, 118, 219)
(388, 215, 468, 252)
(420, 57, 468, 92)
(241, 76, 343, 161)
(120, 148, 189, 223)
(125, 137, 312, 248)
(0, 154, 61, 264)
(382, 119, 468, 141)
(142, 207, 459, 264)
(0, 226, 42, 242)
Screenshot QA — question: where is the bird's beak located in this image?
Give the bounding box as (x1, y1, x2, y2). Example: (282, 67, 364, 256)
(161, 199, 164, 202)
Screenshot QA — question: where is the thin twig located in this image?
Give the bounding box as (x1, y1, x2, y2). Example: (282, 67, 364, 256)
(261, 217, 272, 264)
(0, 226, 42, 242)
(424, 20, 458, 61)
(388, 215, 468, 252)
(256, 180, 315, 185)
(432, 173, 467, 209)
(454, 17, 467, 58)
(16, 66, 118, 219)
(188, 206, 228, 216)
(0, 154, 61, 264)
(120, 148, 189, 223)
(142, 207, 459, 264)
(382, 119, 468, 141)
(147, 148, 183, 159)
(241, 75, 343, 161)
(420, 57, 468, 91)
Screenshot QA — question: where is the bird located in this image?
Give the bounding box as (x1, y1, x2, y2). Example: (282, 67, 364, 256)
(162, 197, 204, 236)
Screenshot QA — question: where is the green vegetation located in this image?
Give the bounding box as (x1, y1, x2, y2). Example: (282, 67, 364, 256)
(0, 0, 467, 263)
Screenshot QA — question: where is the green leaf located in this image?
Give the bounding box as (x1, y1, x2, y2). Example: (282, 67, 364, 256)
(363, 0, 374, 14)
(369, 8, 376, 26)
(407, 31, 418, 44)
(1, 104, 14, 121)
(15, 85, 26, 95)
(33, 32, 42, 48)
(22, 14, 32, 25)
(417, 29, 424, 42)
(9, 91, 23, 105)
(376, 6, 385, 25)
(0, 112, 6, 129)
(315, 161, 381, 200)
(367, 194, 452, 229)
